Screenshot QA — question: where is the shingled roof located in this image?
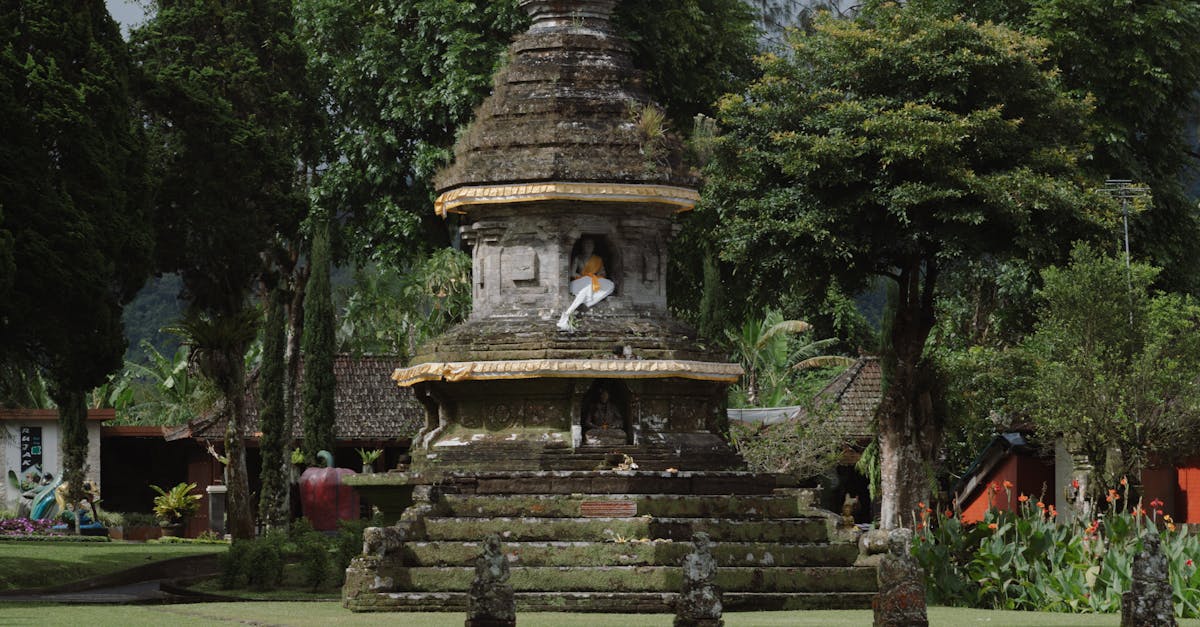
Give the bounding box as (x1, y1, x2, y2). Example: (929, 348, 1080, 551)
(167, 355, 423, 443)
(815, 357, 882, 440)
(726, 357, 882, 441)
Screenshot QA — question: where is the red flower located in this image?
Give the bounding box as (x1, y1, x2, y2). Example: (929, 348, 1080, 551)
(1003, 480, 1014, 490)
(1150, 498, 1164, 509)
(987, 523, 998, 530)
(1071, 479, 1080, 490)
(944, 509, 953, 518)
(1120, 476, 1128, 487)
(1036, 501, 1045, 509)
(1187, 559, 1194, 567)
(1018, 494, 1029, 503)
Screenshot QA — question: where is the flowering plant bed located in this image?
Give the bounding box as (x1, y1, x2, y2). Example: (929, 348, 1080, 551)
(913, 479, 1200, 618)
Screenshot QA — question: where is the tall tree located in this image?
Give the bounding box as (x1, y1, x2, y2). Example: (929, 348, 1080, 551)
(0, 0, 153, 526)
(301, 217, 336, 462)
(913, 0, 1200, 292)
(703, 5, 1103, 527)
(258, 287, 289, 529)
(1030, 245, 1200, 497)
(132, 0, 314, 539)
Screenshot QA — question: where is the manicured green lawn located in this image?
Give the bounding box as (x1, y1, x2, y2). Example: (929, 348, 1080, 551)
(0, 603, 1198, 626)
(0, 541, 225, 591)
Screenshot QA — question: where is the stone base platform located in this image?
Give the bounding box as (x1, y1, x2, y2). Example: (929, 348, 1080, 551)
(343, 470, 875, 613)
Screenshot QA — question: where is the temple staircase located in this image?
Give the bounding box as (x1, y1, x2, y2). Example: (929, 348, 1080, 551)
(343, 470, 876, 613)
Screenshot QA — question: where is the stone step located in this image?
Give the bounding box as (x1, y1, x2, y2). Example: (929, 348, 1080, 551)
(422, 516, 828, 543)
(346, 591, 876, 613)
(437, 493, 800, 519)
(438, 470, 788, 496)
(381, 566, 877, 594)
(402, 540, 858, 568)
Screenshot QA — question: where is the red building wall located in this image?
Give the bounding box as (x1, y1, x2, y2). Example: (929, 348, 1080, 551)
(1178, 458, 1200, 524)
(961, 453, 1056, 523)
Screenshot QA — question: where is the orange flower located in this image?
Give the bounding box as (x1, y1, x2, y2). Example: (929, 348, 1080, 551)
(1018, 494, 1029, 503)
(987, 523, 998, 530)
(1150, 498, 1164, 508)
(1120, 476, 1128, 487)
(944, 509, 953, 518)
(1164, 514, 1174, 523)
(918, 501, 926, 510)
(1168, 523, 1177, 532)
(1048, 505, 1058, 517)
(1003, 480, 1014, 490)
(990, 482, 1000, 494)
(1036, 501, 1045, 509)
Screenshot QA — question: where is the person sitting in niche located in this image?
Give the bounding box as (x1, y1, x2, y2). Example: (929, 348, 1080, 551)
(556, 237, 615, 331)
(584, 388, 627, 446)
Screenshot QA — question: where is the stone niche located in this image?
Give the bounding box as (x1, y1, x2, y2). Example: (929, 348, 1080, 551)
(463, 201, 671, 321)
(408, 376, 733, 472)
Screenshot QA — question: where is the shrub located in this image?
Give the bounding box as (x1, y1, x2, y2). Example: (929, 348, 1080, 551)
(913, 481, 1200, 618)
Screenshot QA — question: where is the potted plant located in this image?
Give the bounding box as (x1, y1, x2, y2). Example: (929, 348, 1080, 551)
(357, 448, 383, 473)
(150, 482, 202, 537)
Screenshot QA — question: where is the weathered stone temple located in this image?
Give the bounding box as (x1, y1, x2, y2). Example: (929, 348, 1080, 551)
(343, 0, 875, 613)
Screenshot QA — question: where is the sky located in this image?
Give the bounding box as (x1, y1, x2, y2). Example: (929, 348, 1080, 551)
(105, 0, 148, 36)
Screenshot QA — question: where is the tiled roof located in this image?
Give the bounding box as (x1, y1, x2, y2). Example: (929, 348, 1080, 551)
(815, 357, 882, 440)
(176, 355, 423, 442)
(726, 357, 882, 441)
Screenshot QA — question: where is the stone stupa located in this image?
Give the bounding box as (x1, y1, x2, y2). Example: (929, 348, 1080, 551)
(389, 0, 742, 472)
(343, 1, 876, 613)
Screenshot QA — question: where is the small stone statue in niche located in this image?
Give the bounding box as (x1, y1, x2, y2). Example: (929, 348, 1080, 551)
(584, 387, 627, 446)
(557, 236, 615, 330)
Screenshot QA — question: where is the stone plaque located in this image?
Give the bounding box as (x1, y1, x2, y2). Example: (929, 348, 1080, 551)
(580, 500, 637, 518)
(501, 246, 538, 282)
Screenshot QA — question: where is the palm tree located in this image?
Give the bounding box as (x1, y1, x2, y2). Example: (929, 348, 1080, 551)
(726, 309, 854, 407)
(167, 308, 259, 539)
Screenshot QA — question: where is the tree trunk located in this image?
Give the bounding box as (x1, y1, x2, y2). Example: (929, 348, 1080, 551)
(220, 350, 256, 540)
(54, 389, 88, 535)
(876, 260, 942, 529)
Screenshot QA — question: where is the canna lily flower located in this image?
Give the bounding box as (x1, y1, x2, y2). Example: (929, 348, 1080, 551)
(1018, 494, 1029, 503)
(1037, 501, 1045, 509)
(987, 523, 998, 530)
(1003, 480, 1013, 490)
(1120, 476, 1128, 487)
(1071, 478, 1080, 489)
(1168, 523, 1177, 532)
(1150, 498, 1164, 509)
(1187, 559, 1193, 567)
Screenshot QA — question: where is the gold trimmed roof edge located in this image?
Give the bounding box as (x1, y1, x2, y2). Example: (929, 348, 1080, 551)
(392, 358, 742, 387)
(434, 182, 700, 217)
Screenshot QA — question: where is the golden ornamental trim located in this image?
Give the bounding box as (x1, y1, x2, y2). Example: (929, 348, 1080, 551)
(434, 182, 700, 217)
(392, 358, 742, 387)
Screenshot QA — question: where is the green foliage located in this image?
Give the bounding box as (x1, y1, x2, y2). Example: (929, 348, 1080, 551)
(301, 218, 337, 462)
(0, 1, 153, 409)
(914, 486, 1200, 617)
(730, 400, 848, 481)
(337, 248, 472, 360)
(97, 340, 218, 426)
(218, 516, 375, 591)
(704, 3, 1104, 521)
(258, 289, 289, 529)
(1029, 245, 1200, 491)
(150, 482, 202, 524)
(916, 0, 1200, 291)
(725, 309, 850, 408)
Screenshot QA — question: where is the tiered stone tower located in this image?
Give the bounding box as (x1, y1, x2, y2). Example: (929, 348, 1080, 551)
(391, 0, 741, 471)
(343, 0, 876, 613)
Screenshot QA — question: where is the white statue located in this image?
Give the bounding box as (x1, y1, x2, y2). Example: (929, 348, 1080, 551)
(557, 237, 615, 330)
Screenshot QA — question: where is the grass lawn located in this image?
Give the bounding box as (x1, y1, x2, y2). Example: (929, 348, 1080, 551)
(0, 541, 226, 591)
(0, 603, 1198, 626)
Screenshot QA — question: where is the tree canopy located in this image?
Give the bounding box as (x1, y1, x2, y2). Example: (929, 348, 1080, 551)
(914, 0, 1200, 292)
(703, 4, 1105, 525)
(1030, 245, 1200, 493)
